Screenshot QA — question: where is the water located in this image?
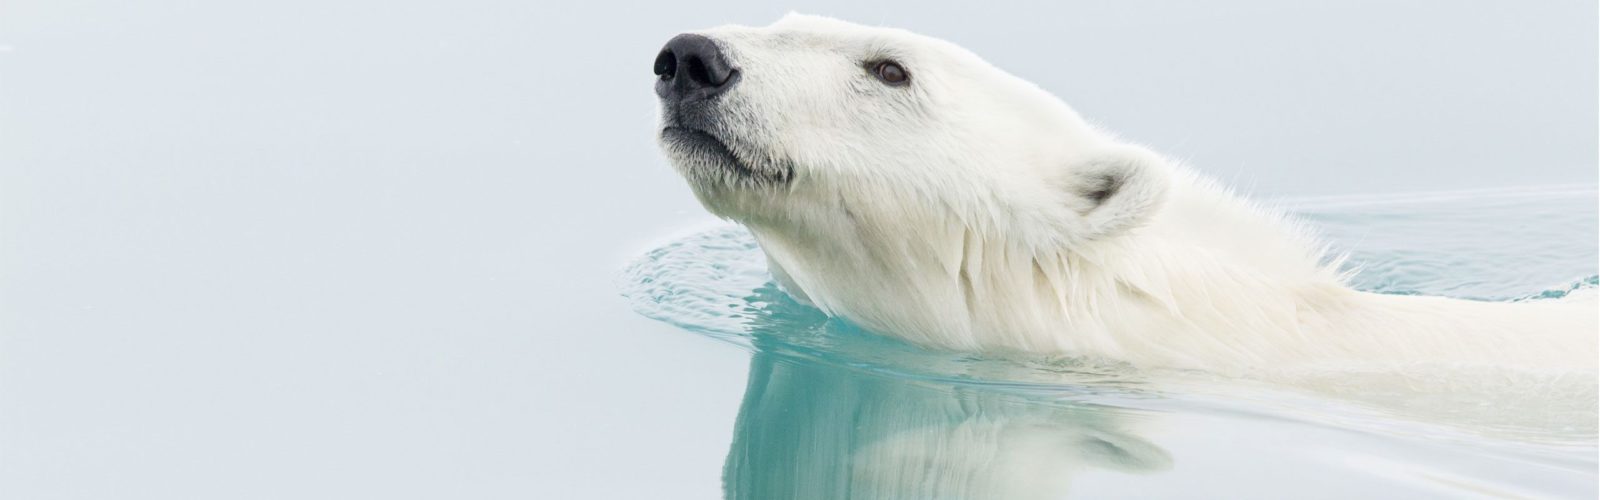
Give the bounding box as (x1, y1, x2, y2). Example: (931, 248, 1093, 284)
(3, 2, 1594, 498)
(621, 186, 1599, 499)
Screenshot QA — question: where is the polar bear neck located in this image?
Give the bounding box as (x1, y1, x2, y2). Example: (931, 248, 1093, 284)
(741, 166, 1342, 366)
(742, 166, 1597, 371)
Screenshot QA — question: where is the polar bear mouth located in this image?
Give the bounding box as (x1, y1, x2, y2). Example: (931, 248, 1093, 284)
(660, 126, 791, 184)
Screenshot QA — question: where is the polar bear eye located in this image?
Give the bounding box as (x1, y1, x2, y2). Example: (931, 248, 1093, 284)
(869, 60, 910, 86)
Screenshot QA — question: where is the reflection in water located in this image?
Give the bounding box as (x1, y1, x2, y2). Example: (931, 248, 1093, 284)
(720, 286, 1172, 500)
(724, 351, 1170, 500)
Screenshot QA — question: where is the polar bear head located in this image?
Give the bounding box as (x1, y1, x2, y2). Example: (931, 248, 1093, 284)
(653, 14, 1170, 250)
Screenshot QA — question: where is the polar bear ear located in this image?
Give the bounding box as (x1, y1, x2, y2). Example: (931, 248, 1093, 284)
(1064, 144, 1170, 241)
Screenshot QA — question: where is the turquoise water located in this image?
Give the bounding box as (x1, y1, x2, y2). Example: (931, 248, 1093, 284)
(3, 3, 1594, 498)
(621, 186, 1599, 499)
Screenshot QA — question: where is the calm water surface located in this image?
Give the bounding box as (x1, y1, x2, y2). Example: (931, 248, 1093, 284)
(622, 187, 1598, 499)
(3, 2, 1595, 498)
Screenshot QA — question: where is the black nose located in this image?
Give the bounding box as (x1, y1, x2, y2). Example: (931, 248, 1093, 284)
(654, 34, 738, 102)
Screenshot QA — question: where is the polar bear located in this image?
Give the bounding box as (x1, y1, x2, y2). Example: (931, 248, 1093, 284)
(651, 14, 1597, 372)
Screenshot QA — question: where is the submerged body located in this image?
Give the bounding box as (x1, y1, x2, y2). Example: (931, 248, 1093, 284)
(651, 14, 1598, 372)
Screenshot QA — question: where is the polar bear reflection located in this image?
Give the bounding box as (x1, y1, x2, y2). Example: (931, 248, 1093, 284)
(723, 351, 1171, 499)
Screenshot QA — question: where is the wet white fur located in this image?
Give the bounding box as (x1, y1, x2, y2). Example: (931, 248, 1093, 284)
(658, 14, 1598, 372)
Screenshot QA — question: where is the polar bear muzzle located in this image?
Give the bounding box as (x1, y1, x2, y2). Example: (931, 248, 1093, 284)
(653, 34, 738, 104)
(653, 32, 793, 189)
